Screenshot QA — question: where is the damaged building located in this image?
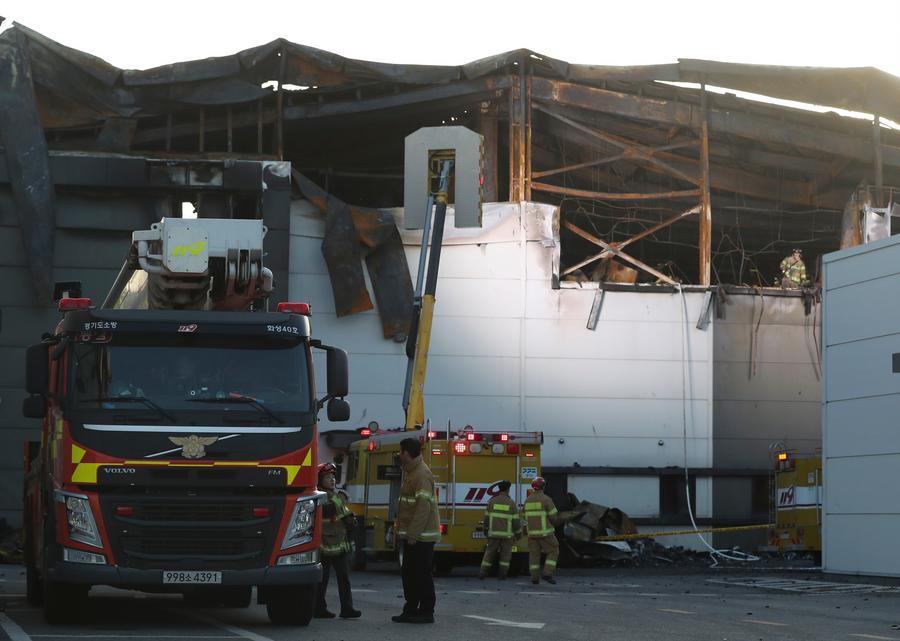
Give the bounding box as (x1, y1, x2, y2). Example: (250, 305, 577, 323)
(2, 22, 898, 549)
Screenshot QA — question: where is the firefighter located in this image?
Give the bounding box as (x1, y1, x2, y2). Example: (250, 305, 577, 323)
(392, 437, 440, 624)
(479, 480, 520, 580)
(780, 248, 808, 288)
(523, 477, 559, 585)
(314, 462, 361, 620)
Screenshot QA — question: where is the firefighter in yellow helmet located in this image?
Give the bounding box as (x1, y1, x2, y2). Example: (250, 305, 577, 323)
(478, 480, 521, 580)
(780, 248, 807, 288)
(522, 477, 559, 585)
(315, 463, 361, 619)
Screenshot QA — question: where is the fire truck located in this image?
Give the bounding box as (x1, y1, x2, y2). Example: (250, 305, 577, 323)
(761, 450, 822, 557)
(342, 425, 542, 573)
(22, 217, 350, 624)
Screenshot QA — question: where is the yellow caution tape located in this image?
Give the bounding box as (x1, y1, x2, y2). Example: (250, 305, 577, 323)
(591, 523, 773, 542)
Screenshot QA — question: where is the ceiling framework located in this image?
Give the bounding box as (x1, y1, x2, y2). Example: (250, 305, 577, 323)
(4, 23, 900, 290)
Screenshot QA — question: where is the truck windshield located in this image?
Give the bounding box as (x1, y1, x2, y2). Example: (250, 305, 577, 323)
(70, 336, 312, 417)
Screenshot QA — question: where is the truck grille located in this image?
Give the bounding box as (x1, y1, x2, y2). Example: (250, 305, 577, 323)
(140, 504, 247, 522)
(100, 495, 283, 570)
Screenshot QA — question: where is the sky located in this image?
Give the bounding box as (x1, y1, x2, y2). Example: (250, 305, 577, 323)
(3, 0, 900, 77)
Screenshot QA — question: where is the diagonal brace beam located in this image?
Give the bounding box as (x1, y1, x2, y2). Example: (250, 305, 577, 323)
(534, 102, 701, 187)
(563, 205, 701, 275)
(533, 139, 697, 180)
(563, 220, 678, 285)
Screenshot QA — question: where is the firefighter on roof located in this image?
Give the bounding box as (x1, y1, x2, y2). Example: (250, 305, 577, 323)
(479, 480, 521, 580)
(780, 248, 808, 288)
(314, 463, 361, 619)
(523, 477, 560, 585)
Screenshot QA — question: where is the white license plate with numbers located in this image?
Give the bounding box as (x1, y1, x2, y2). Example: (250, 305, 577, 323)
(471, 531, 486, 539)
(162, 571, 222, 584)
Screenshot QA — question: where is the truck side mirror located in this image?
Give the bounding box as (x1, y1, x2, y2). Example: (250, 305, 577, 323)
(25, 344, 49, 396)
(326, 348, 349, 399)
(22, 395, 46, 419)
(327, 398, 350, 422)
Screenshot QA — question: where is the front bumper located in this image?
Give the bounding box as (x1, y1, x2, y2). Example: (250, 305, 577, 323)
(47, 560, 322, 588)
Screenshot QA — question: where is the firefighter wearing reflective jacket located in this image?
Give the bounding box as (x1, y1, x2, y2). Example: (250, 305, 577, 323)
(479, 480, 521, 579)
(523, 477, 559, 585)
(392, 438, 441, 624)
(315, 463, 361, 619)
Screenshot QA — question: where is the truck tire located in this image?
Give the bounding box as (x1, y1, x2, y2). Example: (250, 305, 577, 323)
(265, 585, 316, 625)
(43, 581, 87, 624)
(25, 563, 43, 606)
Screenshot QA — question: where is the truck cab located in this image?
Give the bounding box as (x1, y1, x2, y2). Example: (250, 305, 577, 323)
(22, 218, 350, 625)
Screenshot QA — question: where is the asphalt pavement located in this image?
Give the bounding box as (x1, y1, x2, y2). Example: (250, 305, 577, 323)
(2, 563, 900, 641)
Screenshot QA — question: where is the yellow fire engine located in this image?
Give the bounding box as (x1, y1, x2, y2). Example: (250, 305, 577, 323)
(342, 426, 542, 573)
(761, 450, 822, 556)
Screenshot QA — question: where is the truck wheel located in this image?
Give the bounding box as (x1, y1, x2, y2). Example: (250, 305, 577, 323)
(43, 581, 87, 624)
(265, 585, 316, 626)
(26, 563, 43, 606)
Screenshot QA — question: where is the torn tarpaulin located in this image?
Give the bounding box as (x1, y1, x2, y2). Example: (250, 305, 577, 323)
(292, 170, 413, 341)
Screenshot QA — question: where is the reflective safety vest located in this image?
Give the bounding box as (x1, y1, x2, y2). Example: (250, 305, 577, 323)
(523, 491, 558, 538)
(320, 493, 352, 556)
(780, 257, 807, 285)
(485, 495, 519, 539)
(396, 455, 441, 543)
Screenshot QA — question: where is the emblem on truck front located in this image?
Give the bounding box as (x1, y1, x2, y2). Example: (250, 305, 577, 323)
(169, 435, 218, 459)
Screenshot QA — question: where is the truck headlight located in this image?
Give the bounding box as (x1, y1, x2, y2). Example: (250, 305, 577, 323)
(281, 497, 317, 550)
(55, 491, 102, 548)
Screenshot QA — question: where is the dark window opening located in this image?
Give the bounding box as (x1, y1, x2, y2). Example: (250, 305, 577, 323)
(660, 475, 697, 517)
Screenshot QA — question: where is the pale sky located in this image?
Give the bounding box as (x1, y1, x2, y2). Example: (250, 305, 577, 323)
(3, 0, 900, 78)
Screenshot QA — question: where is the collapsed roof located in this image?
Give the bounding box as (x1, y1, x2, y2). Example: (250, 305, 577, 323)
(1, 22, 898, 299)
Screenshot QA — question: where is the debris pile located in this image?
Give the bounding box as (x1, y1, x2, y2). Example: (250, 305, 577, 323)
(556, 494, 639, 563)
(630, 538, 709, 567)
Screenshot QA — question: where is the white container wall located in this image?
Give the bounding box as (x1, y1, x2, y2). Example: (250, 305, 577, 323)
(823, 234, 900, 577)
(290, 200, 714, 521)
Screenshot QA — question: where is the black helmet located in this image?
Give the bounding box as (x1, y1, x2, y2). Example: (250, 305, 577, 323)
(496, 480, 511, 493)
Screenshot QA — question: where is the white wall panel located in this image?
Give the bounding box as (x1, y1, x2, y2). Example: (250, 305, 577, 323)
(525, 318, 709, 361)
(826, 454, 900, 514)
(541, 436, 710, 468)
(524, 398, 709, 439)
(823, 236, 900, 577)
(526, 359, 709, 401)
(293, 201, 714, 471)
(826, 396, 900, 457)
(824, 514, 900, 577)
(825, 273, 900, 345)
(824, 334, 900, 402)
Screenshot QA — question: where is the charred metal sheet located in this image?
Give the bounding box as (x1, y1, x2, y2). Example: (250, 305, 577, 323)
(677, 58, 900, 121)
(294, 170, 413, 340)
(95, 117, 137, 152)
(0, 27, 55, 303)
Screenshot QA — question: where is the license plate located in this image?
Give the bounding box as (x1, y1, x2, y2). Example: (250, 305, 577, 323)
(471, 531, 486, 539)
(162, 571, 222, 584)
